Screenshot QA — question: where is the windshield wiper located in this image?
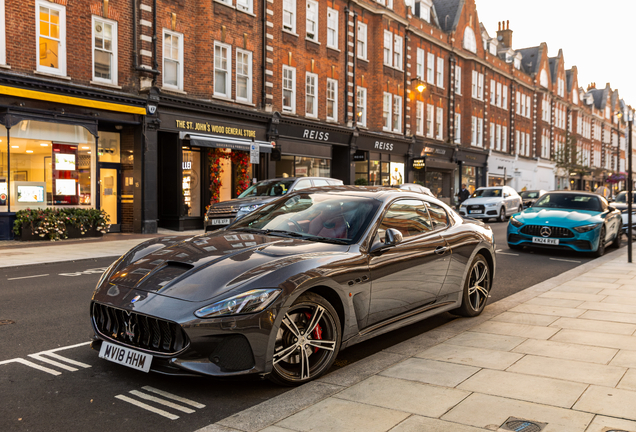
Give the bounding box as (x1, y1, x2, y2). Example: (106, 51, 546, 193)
(296, 235, 349, 245)
(262, 229, 306, 238)
(234, 227, 268, 234)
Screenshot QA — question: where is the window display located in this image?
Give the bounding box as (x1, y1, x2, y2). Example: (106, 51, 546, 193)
(275, 156, 331, 178)
(55, 179, 76, 196)
(182, 149, 201, 217)
(17, 184, 45, 203)
(54, 153, 76, 171)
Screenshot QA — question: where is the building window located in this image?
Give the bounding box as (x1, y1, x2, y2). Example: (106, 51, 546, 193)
(163, 29, 183, 90)
(283, 0, 296, 33)
(236, 0, 253, 13)
(327, 8, 338, 49)
(502, 86, 508, 110)
(496, 124, 502, 151)
(496, 82, 502, 107)
(426, 104, 434, 138)
(426, 52, 435, 84)
(0, 0, 5, 65)
(471, 116, 477, 145)
(416, 101, 424, 136)
(525, 96, 531, 118)
(236, 49, 252, 103)
(502, 127, 507, 152)
(36, 0, 66, 76)
(392, 96, 402, 133)
(357, 87, 367, 126)
(540, 69, 548, 88)
(377, 0, 393, 9)
(455, 66, 462, 95)
(393, 35, 403, 69)
(416, 48, 425, 80)
(436, 107, 443, 140)
(490, 79, 496, 105)
(306, 1, 318, 42)
(414, 0, 431, 22)
(326, 78, 338, 121)
(383, 93, 391, 131)
(454, 113, 461, 143)
(436, 57, 444, 88)
(490, 123, 495, 148)
(92, 16, 117, 84)
(383, 31, 392, 66)
(472, 117, 483, 147)
(463, 26, 477, 53)
(472, 71, 483, 100)
(214, 42, 231, 98)
(357, 23, 367, 60)
(282, 65, 296, 112)
(305, 73, 318, 118)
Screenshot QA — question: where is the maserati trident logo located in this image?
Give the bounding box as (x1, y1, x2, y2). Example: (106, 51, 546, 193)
(124, 313, 136, 341)
(540, 226, 552, 238)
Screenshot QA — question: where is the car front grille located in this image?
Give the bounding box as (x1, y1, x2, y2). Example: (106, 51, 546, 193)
(520, 225, 575, 238)
(92, 302, 189, 355)
(208, 206, 238, 215)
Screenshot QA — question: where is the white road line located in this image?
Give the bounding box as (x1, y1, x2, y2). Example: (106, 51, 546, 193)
(130, 390, 195, 413)
(142, 386, 206, 409)
(497, 252, 519, 256)
(43, 352, 91, 369)
(115, 395, 180, 420)
(550, 258, 582, 263)
(7, 274, 49, 281)
(47, 341, 92, 352)
(0, 358, 61, 376)
(28, 354, 78, 372)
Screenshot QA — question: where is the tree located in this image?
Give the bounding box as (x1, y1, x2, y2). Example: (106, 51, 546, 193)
(552, 135, 589, 177)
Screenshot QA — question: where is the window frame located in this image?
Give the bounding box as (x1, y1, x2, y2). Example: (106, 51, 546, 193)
(426, 104, 434, 138)
(36, 0, 67, 76)
(283, 0, 296, 33)
(393, 35, 403, 69)
(416, 48, 425, 80)
(415, 100, 424, 136)
(454, 113, 461, 143)
(357, 22, 367, 60)
(383, 31, 393, 66)
(326, 78, 338, 122)
(455, 66, 462, 95)
(213, 41, 232, 98)
(426, 52, 435, 84)
(306, 0, 319, 42)
(436, 56, 444, 88)
(91, 15, 118, 85)
(327, 7, 338, 49)
(235, 48, 252, 103)
(305, 72, 318, 118)
(162, 28, 184, 91)
(282, 65, 296, 113)
(236, 0, 253, 14)
(383, 92, 392, 131)
(392, 95, 402, 133)
(435, 106, 443, 140)
(357, 86, 367, 127)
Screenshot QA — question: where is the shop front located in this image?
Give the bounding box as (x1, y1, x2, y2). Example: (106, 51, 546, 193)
(412, 142, 457, 203)
(487, 152, 515, 187)
(457, 148, 489, 199)
(511, 157, 537, 192)
(352, 133, 411, 188)
(273, 118, 352, 183)
(156, 109, 271, 231)
(536, 159, 556, 191)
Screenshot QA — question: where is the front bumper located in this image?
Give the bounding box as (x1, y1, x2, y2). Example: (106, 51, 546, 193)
(507, 224, 601, 252)
(459, 207, 499, 218)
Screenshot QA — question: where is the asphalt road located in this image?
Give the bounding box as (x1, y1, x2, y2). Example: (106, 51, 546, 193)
(0, 224, 620, 432)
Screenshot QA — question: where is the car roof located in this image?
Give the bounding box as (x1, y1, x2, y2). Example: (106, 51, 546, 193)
(288, 185, 445, 203)
(259, 177, 342, 182)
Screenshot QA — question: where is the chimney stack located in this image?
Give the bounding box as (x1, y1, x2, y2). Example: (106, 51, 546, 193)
(497, 20, 513, 48)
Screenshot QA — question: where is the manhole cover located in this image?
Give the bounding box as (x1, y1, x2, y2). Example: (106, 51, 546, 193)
(501, 417, 546, 432)
(0, 320, 15, 326)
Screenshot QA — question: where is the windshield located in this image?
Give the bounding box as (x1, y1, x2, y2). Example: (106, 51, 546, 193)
(520, 191, 541, 199)
(614, 192, 636, 203)
(238, 179, 296, 198)
(533, 193, 603, 212)
(471, 188, 502, 198)
(231, 192, 381, 244)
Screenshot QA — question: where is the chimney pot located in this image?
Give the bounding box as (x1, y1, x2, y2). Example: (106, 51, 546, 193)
(507, 20, 510, 30)
(498, 22, 501, 31)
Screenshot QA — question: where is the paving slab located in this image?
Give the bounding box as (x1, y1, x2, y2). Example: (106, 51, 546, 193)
(537, 291, 607, 302)
(511, 339, 618, 365)
(335, 375, 470, 418)
(381, 329, 457, 357)
(571, 276, 620, 284)
(524, 297, 585, 308)
(444, 331, 526, 352)
(388, 415, 490, 432)
(379, 358, 480, 387)
(415, 343, 523, 370)
(578, 301, 636, 314)
(617, 368, 636, 391)
(574, 385, 636, 421)
(609, 350, 636, 368)
(505, 354, 626, 387)
(549, 317, 636, 335)
(489, 311, 559, 326)
(579, 309, 636, 325)
(551, 329, 636, 351)
(441, 393, 594, 432)
(317, 351, 407, 388)
(584, 415, 636, 432)
(275, 397, 410, 432)
(259, 427, 295, 432)
(508, 303, 586, 318)
(456, 369, 589, 408)
(470, 320, 560, 340)
(597, 288, 636, 298)
(550, 285, 606, 295)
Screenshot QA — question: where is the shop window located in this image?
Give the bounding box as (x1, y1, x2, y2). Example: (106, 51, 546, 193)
(182, 149, 201, 217)
(92, 16, 117, 85)
(236, 49, 252, 103)
(98, 131, 120, 163)
(354, 158, 368, 185)
(36, 0, 66, 76)
(390, 161, 404, 185)
(163, 29, 183, 90)
(214, 42, 231, 98)
(275, 156, 331, 178)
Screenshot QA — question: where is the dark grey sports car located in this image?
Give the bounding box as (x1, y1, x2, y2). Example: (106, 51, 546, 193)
(90, 186, 496, 385)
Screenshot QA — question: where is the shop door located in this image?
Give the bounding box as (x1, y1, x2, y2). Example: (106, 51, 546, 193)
(99, 165, 120, 232)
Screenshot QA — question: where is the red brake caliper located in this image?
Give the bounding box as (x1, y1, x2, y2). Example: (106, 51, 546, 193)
(304, 312, 322, 353)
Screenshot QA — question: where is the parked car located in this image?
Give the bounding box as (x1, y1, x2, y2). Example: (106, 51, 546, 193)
(204, 177, 343, 231)
(507, 191, 622, 256)
(610, 191, 636, 236)
(90, 186, 496, 385)
(519, 190, 548, 209)
(393, 183, 434, 197)
(458, 186, 523, 222)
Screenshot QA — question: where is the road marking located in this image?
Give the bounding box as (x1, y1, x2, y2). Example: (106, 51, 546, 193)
(28, 354, 78, 372)
(0, 341, 91, 376)
(550, 258, 582, 263)
(115, 394, 180, 420)
(59, 267, 108, 277)
(129, 390, 195, 413)
(0, 358, 61, 376)
(7, 274, 49, 280)
(496, 251, 519, 256)
(142, 386, 206, 409)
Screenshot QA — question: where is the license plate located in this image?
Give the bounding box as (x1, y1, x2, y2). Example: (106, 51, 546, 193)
(532, 237, 559, 245)
(99, 341, 152, 372)
(211, 218, 231, 225)
(469, 210, 483, 214)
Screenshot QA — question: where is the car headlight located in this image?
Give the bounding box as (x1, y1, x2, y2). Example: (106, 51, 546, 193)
(240, 204, 262, 213)
(509, 216, 523, 228)
(194, 289, 281, 318)
(573, 223, 601, 233)
(485, 203, 497, 207)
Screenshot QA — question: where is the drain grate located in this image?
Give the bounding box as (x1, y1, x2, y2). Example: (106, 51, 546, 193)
(501, 417, 547, 432)
(0, 320, 15, 326)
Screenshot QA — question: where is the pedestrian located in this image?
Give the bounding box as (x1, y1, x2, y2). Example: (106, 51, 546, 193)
(456, 183, 470, 208)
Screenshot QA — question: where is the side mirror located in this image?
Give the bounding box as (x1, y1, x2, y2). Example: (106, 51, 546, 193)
(385, 228, 403, 246)
(608, 206, 616, 212)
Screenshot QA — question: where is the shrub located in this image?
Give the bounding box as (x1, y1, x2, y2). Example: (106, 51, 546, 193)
(13, 208, 111, 241)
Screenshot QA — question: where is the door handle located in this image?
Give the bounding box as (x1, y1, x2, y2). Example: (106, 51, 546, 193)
(435, 246, 448, 255)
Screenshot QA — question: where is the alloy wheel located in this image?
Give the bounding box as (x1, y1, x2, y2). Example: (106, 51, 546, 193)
(467, 259, 490, 312)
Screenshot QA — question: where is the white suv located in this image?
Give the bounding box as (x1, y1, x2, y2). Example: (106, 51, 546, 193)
(459, 186, 523, 222)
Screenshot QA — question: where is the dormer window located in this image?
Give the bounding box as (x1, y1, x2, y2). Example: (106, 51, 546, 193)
(605, 106, 610, 119)
(514, 54, 521, 70)
(573, 89, 579, 104)
(463, 26, 477, 53)
(489, 41, 497, 56)
(539, 69, 548, 88)
(414, 1, 431, 22)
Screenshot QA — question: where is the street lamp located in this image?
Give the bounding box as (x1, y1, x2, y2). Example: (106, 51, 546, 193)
(410, 78, 426, 93)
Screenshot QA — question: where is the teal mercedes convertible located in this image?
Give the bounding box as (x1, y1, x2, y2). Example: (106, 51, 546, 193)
(507, 191, 622, 257)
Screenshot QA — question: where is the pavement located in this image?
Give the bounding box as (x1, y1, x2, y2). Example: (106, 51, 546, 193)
(4, 231, 636, 431)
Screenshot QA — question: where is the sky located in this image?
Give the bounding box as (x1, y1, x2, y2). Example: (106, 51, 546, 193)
(474, 0, 636, 108)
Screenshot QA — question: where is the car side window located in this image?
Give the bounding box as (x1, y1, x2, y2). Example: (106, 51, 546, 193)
(426, 202, 449, 229)
(313, 179, 329, 187)
(293, 179, 313, 191)
(375, 199, 432, 243)
(327, 180, 342, 185)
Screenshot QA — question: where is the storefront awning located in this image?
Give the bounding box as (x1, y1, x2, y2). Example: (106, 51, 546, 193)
(179, 132, 273, 153)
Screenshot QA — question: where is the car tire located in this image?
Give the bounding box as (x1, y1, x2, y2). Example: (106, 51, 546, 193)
(518, 206, 523, 213)
(269, 292, 342, 386)
(610, 226, 622, 249)
(592, 226, 607, 258)
(451, 254, 491, 317)
(498, 208, 506, 223)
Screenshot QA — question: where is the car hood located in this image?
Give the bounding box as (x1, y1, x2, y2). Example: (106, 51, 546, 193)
(210, 196, 278, 211)
(462, 197, 502, 206)
(515, 207, 602, 227)
(100, 231, 348, 303)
